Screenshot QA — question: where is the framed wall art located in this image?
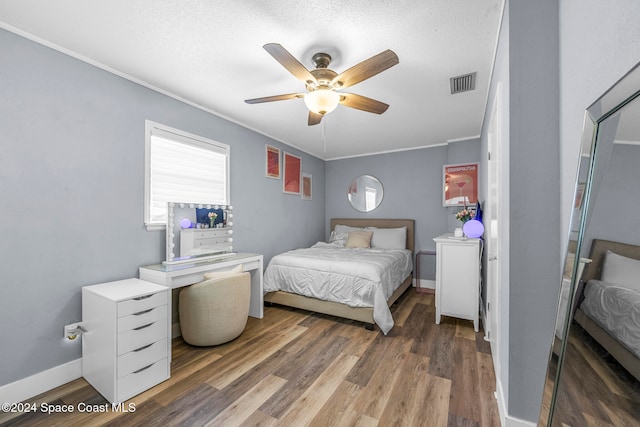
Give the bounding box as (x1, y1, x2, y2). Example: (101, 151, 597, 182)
(265, 145, 280, 179)
(283, 152, 301, 195)
(302, 173, 312, 200)
(443, 162, 479, 207)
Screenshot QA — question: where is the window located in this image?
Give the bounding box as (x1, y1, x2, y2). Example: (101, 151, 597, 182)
(144, 121, 230, 229)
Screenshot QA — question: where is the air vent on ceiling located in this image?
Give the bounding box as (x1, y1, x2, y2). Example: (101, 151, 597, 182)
(450, 72, 476, 94)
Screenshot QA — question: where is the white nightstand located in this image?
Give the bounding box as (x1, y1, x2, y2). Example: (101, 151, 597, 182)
(433, 233, 482, 332)
(82, 279, 170, 404)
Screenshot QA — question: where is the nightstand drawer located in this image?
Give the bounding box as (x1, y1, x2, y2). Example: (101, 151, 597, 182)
(117, 358, 168, 403)
(118, 305, 167, 333)
(117, 338, 167, 379)
(118, 291, 167, 318)
(117, 320, 167, 355)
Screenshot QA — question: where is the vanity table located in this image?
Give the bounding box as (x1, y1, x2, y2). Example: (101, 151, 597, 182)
(139, 252, 264, 319)
(433, 233, 481, 332)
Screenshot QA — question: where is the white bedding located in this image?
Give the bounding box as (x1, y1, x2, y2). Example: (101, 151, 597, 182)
(263, 242, 413, 335)
(580, 279, 640, 358)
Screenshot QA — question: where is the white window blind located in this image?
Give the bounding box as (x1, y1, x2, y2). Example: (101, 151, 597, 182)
(145, 121, 229, 228)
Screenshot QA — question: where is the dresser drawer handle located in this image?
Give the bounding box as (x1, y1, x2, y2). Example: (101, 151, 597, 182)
(133, 308, 153, 316)
(133, 364, 153, 374)
(133, 295, 153, 301)
(133, 322, 154, 331)
(133, 343, 154, 352)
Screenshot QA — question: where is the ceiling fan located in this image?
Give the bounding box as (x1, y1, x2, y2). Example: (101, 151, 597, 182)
(245, 43, 399, 126)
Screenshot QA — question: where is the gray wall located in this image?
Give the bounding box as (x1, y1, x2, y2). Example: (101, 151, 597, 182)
(325, 139, 480, 278)
(559, 0, 640, 245)
(583, 143, 640, 251)
(480, 0, 562, 422)
(507, 1, 561, 421)
(0, 28, 325, 387)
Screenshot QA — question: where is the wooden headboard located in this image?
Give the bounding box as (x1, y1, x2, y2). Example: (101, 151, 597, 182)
(330, 218, 415, 253)
(582, 238, 640, 282)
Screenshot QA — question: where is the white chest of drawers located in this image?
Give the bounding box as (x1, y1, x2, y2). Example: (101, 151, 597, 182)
(433, 233, 482, 332)
(82, 279, 170, 404)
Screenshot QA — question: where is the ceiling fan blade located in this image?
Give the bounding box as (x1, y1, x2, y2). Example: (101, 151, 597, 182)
(263, 43, 318, 85)
(308, 112, 323, 126)
(339, 93, 389, 114)
(332, 50, 399, 89)
(244, 93, 304, 104)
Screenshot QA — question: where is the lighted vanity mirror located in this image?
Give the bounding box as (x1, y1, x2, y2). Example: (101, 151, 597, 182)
(348, 175, 384, 212)
(164, 202, 235, 265)
(540, 63, 640, 426)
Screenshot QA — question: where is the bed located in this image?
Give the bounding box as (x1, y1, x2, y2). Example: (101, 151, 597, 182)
(574, 238, 640, 380)
(263, 218, 414, 334)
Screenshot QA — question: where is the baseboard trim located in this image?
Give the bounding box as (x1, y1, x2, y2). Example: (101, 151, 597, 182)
(0, 359, 82, 404)
(416, 279, 436, 291)
(495, 380, 537, 427)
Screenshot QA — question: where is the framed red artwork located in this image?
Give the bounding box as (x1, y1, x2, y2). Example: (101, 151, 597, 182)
(302, 173, 312, 200)
(443, 162, 478, 207)
(265, 145, 280, 179)
(283, 152, 301, 194)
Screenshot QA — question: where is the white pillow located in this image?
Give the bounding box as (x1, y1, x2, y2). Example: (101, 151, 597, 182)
(334, 224, 363, 234)
(203, 264, 243, 280)
(328, 231, 349, 246)
(366, 226, 407, 250)
(601, 250, 640, 291)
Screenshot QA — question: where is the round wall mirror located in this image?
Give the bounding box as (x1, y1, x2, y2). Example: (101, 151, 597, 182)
(348, 175, 384, 212)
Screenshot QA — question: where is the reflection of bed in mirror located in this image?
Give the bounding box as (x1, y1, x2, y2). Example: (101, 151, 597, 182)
(574, 238, 640, 380)
(263, 218, 414, 334)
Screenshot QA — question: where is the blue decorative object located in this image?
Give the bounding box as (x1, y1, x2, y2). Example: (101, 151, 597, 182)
(180, 218, 192, 229)
(463, 219, 484, 238)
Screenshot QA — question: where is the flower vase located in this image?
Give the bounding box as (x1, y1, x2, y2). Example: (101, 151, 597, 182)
(209, 219, 215, 228)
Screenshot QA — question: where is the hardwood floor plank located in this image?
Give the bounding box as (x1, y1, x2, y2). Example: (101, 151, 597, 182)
(426, 317, 457, 380)
(475, 330, 492, 355)
(204, 374, 287, 427)
(447, 413, 481, 427)
(378, 352, 451, 427)
(206, 324, 307, 389)
(476, 352, 501, 427)
(278, 353, 359, 425)
(351, 336, 414, 419)
(0, 292, 502, 427)
(389, 288, 424, 327)
(308, 380, 362, 427)
(455, 319, 476, 341)
(448, 337, 482, 422)
(345, 333, 398, 387)
(333, 322, 379, 357)
(260, 334, 349, 418)
(238, 410, 279, 427)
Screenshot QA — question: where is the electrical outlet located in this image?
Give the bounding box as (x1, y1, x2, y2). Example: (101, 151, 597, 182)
(64, 322, 83, 340)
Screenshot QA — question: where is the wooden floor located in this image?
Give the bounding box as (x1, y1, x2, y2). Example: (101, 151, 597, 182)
(540, 323, 640, 426)
(0, 290, 500, 427)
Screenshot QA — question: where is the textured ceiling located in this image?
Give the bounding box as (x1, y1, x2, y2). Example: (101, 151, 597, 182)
(0, 0, 504, 160)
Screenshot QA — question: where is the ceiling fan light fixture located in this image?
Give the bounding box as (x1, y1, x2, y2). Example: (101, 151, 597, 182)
(304, 89, 340, 115)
